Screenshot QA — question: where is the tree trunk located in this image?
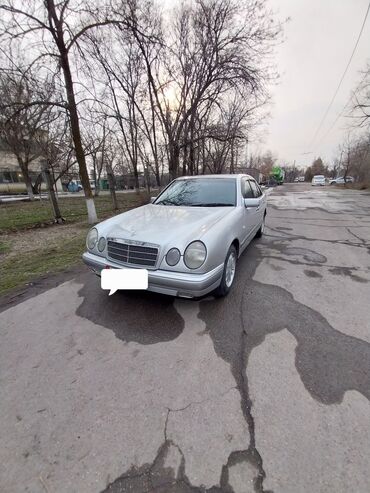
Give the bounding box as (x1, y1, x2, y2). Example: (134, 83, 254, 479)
(230, 140, 235, 174)
(168, 143, 180, 181)
(42, 162, 64, 224)
(148, 83, 161, 186)
(59, 50, 97, 223)
(144, 163, 151, 195)
(133, 165, 140, 192)
(106, 164, 119, 210)
(32, 173, 43, 195)
(182, 143, 188, 176)
(154, 166, 161, 187)
(17, 157, 35, 201)
(25, 178, 35, 201)
(189, 112, 195, 176)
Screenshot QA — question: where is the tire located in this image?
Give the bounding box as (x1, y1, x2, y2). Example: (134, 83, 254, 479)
(255, 214, 266, 238)
(214, 244, 237, 297)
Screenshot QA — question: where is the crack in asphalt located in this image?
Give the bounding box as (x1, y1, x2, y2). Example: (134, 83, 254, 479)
(268, 203, 370, 217)
(165, 386, 237, 414)
(265, 228, 370, 251)
(346, 227, 367, 244)
(195, 247, 276, 493)
(261, 253, 369, 277)
(103, 407, 256, 493)
(261, 227, 370, 281)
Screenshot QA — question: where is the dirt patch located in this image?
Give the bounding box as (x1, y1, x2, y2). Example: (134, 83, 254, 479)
(1, 221, 89, 260)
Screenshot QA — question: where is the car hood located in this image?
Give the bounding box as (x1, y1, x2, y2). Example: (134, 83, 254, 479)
(100, 203, 233, 246)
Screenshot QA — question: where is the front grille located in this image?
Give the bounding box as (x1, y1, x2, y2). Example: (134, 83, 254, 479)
(107, 239, 158, 267)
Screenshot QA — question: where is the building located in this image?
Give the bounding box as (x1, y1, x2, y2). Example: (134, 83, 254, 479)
(0, 138, 63, 194)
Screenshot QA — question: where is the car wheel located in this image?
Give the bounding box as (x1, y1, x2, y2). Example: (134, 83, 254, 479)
(214, 244, 237, 297)
(255, 214, 266, 238)
(330, 182, 336, 185)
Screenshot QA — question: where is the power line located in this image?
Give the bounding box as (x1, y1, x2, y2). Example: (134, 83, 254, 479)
(308, 0, 370, 148)
(315, 70, 369, 149)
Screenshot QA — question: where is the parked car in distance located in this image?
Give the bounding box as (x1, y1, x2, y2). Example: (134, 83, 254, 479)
(83, 175, 267, 298)
(329, 176, 354, 185)
(311, 175, 326, 186)
(260, 177, 278, 187)
(67, 180, 83, 192)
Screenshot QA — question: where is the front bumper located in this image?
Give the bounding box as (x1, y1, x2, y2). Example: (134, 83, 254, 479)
(82, 251, 223, 298)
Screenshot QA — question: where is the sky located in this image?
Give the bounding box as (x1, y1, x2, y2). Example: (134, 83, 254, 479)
(260, 0, 370, 168)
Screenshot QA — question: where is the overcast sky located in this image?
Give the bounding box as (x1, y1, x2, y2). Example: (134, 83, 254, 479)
(260, 0, 370, 168)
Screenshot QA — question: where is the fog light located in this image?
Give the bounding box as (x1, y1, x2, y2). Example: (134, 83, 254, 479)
(98, 237, 106, 252)
(166, 248, 181, 266)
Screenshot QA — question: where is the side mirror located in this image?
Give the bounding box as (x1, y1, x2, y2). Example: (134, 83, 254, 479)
(244, 198, 259, 208)
(150, 196, 156, 203)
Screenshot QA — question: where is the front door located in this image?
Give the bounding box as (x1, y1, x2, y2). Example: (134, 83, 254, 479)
(248, 179, 264, 227)
(241, 178, 260, 245)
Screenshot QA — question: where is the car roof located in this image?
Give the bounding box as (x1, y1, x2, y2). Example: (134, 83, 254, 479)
(176, 174, 255, 180)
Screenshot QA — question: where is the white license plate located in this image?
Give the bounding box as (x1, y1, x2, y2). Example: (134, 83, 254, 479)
(101, 268, 148, 295)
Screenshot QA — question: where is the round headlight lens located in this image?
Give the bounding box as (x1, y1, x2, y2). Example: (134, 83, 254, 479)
(166, 248, 181, 266)
(184, 241, 207, 269)
(86, 228, 98, 250)
(98, 237, 106, 252)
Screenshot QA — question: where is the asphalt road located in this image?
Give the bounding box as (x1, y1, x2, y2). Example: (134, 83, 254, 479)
(1, 183, 370, 493)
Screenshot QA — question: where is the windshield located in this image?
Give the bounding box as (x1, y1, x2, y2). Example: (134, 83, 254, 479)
(154, 178, 236, 207)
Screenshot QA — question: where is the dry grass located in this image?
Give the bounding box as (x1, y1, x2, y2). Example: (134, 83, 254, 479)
(0, 192, 152, 294)
(0, 192, 149, 233)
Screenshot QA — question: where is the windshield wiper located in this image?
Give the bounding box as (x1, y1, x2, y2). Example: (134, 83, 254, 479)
(188, 203, 235, 207)
(155, 200, 178, 205)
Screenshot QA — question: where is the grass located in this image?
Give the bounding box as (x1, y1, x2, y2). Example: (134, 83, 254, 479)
(0, 230, 88, 295)
(0, 192, 152, 295)
(0, 240, 11, 254)
(0, 192, 149, 233)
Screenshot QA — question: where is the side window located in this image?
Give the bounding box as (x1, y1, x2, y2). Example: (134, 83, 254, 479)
(249, 180, 261, 198)
(242, 178, 254, 198)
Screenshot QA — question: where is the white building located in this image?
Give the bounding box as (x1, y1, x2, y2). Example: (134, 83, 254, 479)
(0, 139, 63, 193)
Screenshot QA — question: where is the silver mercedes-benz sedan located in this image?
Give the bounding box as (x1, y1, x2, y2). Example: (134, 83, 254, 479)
(82, 174, 267, 298)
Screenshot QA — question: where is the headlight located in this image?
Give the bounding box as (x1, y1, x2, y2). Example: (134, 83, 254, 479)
(98, 237, 106, 252)
(86, 228, 98, 250)
(166, 248, 181, 266)
(184, 241, 207, 269)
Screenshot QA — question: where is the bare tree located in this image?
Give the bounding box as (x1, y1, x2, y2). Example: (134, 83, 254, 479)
(86, 25, 162, 190)
(124, 0, 280, 180)
(0, 0, 135, 222)
(34, 109, 77, 189)
(334, 133, 370, 185)
(0, 65, 56, 200)
(202, 99, 248, 173)
(351, 63, 370, 128)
